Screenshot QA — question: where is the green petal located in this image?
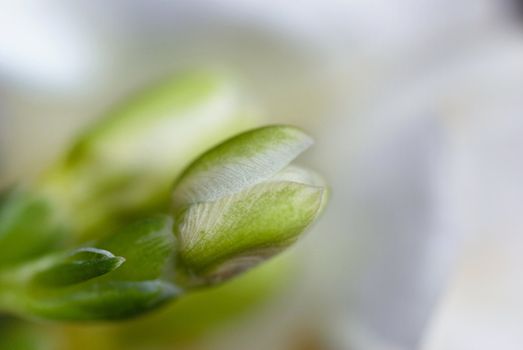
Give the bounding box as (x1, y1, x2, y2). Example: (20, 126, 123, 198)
(172, 125, 313, 209)
(31, 248, 125, 288)
(175, 181, 324, 285)
(271, 165, 330, 214)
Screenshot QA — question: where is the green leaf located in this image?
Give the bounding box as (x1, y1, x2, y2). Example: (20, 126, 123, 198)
(26, 280, 178, 321)
(106, 254, 296, 346)
(175, 181, 324, 285)
(17, 216, 180, 321)
(31, 248, 125, 288)
(96, 215, 175, 281)
(172, 125, 313, 209)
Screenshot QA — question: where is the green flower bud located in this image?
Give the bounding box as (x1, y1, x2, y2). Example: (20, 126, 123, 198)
(172, 126, 328, 285)
(41, 71, 258, 240)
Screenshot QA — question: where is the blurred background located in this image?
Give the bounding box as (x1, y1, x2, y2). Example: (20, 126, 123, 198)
(1, 1, 523, 349)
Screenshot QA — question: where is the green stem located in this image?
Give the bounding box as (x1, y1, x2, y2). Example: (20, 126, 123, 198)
(0, 269, 27, 316)
(0, 255, 58, 316)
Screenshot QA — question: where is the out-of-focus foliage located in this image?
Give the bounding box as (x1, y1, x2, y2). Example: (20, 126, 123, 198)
(40, 71, 259, 241)
(0, 189, 65, 266)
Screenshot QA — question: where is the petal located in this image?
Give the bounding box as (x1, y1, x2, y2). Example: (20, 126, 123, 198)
(175, 180, 324, 284)
(172, 125, 313, 209)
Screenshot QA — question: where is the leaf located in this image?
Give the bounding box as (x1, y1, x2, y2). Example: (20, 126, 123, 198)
(175, 181, 324, 284)
(31, 248, 125, 288)
(106, 254, 296, 346)
(172, 125, 314, 209)
(27, 280, 178, 321)
(22, 216, 180, 321)
(96, 215, 175, 281)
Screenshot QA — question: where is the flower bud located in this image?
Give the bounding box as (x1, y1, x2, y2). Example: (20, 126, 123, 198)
(172, 126, 328, 285)
(41, 71, 258, 239)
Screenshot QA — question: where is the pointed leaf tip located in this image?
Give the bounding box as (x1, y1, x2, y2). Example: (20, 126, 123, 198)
(32, 248, 125, 288)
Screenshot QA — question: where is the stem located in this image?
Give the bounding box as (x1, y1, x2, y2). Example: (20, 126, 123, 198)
(0, 256, 56, 316)
(0, 270, 26, 315)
